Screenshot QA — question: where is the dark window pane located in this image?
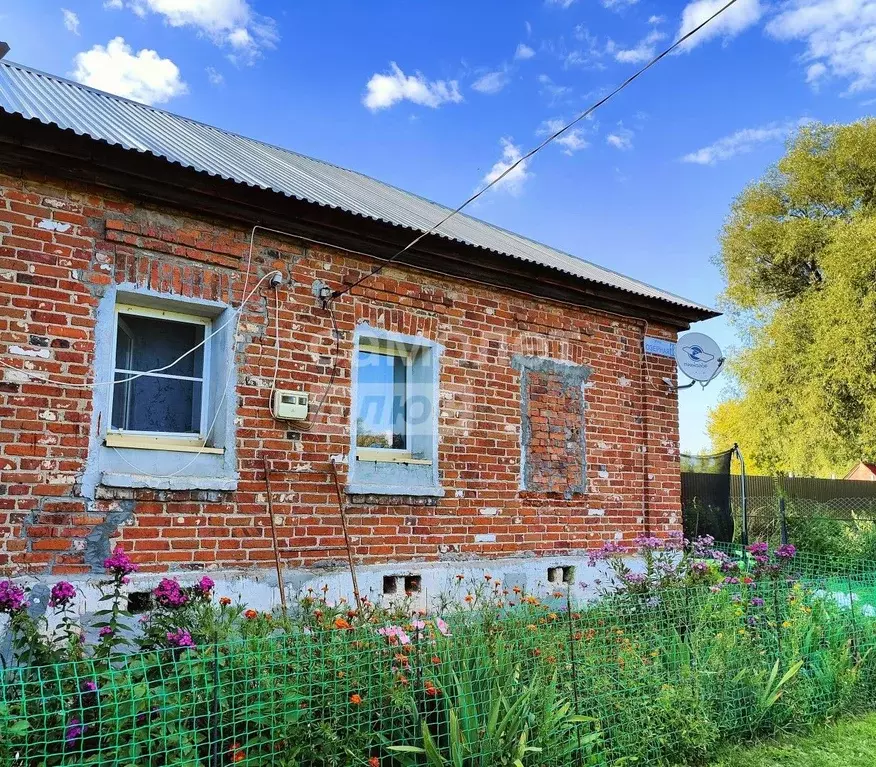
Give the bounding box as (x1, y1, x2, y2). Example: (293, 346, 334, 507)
(355, 350, 406, 449)
(115, 313, 204, 378)
(111, 373, 202, 433)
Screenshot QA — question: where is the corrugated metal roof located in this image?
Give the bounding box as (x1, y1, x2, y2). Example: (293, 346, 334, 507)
(0, 59, 713, 314)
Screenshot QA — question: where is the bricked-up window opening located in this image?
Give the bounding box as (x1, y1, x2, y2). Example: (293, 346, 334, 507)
(511, 356, 591, 498)
(127, 591, 153, 614)
(404, 575, 422, 594)
(109, 305, 210, 439)
(547, 566, 575, 585)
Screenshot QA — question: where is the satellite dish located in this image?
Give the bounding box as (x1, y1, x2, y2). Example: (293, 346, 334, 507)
(673, 332, 724, 387)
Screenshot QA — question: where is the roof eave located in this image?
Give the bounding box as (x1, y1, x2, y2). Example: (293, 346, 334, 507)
(0, 109, 719, 327)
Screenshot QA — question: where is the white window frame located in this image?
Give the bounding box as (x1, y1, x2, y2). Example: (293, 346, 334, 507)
(106, 303, 213, 451)
(354, 337, 431, 465)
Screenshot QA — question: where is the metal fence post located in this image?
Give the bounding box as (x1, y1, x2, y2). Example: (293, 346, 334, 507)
(779, 497, 788, 545)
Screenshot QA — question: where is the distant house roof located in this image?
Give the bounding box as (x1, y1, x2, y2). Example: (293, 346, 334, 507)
(844, 463, 876, 480)
(0, 60, 717, 319)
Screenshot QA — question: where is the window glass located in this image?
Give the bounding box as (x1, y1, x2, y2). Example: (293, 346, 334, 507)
(355, 349, 406, 449)
(111, 311, 206, 435)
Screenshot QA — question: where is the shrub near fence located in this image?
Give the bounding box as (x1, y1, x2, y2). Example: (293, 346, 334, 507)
(4, 542, 876, 767)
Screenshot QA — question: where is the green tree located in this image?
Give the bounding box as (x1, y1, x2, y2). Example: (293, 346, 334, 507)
(709, 119, 876, 476)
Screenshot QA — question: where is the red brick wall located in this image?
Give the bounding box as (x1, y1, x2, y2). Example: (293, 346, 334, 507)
(0, 169, 682, 576)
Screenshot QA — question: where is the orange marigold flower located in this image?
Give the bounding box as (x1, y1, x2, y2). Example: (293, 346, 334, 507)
(484, 574, 492, 582)
(464, 594, 474, 603)
(455, 574, 464, 581)
(350, 694, 363, 705)
(397, 674, 410, 686)
(424, 681, 439, 697)
(431, 655, 441, 665)
(369, 758, 380, 767)
(513, 586, 522, 594)
(219, 596, 231, 606)
(243, 609, 258, 620)
(232, 751, 246, 763)
(334, 617, 352, 630)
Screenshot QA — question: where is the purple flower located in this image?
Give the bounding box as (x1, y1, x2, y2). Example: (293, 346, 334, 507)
(65, 717, 84, 745)
(49, 581, 77, 609)
(98, 626, 114, 639)
(81, 680, 98, 693)
(623, 573, 647, 585)
(104, 546, 137, 577)
(775, 544, 797, 560)
(0, 580, 27, 613)
(634, 535, 663, 551)
(691, 561, 709, 574)
(153, 578, 189, 609)
(748, 542, 769, 556)
(751, 597, 765, 607)
(194, 576, 214, 599)
(588, 540, 625, 565)
(166, 628, 194, 648)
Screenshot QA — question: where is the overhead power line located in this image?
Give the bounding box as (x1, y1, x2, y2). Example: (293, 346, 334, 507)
(331, 0, 742, 302)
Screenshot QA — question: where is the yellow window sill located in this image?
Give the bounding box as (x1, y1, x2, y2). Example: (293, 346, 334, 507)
(105, 433, 225, 455)
(356, 449, 432, 465)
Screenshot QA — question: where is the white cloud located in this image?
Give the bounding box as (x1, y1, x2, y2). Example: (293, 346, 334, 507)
(537, 118, 590, 154)
(62, 9, 80, 34)
(363, 63, 463, 111)
(602, 0, 639, 9)
(537, 73, 573, 103)
(515, 43, 536, 60)
(766, 0, 876, 93)
(676, 0, 763, 51)
(545, 0, 577, 7)
(681, 120, 802, 164)
(71, 37, 188, 105)
(607, 126, 634, 150)
(564, 26, 607, 69)
(124, 0, 277, 64)
(206, 66, 224, 85)
(648, 14, 666, 23)
(472, 69, 511, 94)
(481, 137, 532, 195)
(525, 20, 533, 36)
(614, 29, 666, 63)
(104, 0, 123, 7)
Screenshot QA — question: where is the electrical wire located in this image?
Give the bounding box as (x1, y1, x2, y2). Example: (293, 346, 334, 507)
(330, 0, 742, 303)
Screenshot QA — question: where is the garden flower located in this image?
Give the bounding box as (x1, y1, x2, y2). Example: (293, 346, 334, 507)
(220, 596, 231, 606)
(435, 617, 451, 636)
(228, 743, 246, 763)
(776, 544, 797, 560)
(153, 578, 189, 609)
(194, 576, 214, 599)
(81, 680, 98, 693)
(333, 616, 353, 630)
(244, 609, 258, 620)
(350, 693, 363, 705)
(377, 625, 411, 646)
(0, 580, 27, 613)
(369, 758, 380, 767)
(424, 680, 439, 696)
(49, 581, 76, 608)
(751, 597, 765, 607)
(166, 628, 194, 648)
(65, 717, 84, 746)
(104, 546, 137, 577)
(431, 655, 441, 664)
(411, 619, 426, 631)
(98, 626, 114, 639)
(748, 542, 769, 556)
(634, 535, 663, 550)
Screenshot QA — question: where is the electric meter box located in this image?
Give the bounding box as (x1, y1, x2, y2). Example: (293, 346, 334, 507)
(273, 390, 309, 420)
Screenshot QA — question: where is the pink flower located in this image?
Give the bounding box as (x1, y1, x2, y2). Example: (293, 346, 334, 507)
(435, 617, 452, 637)
(98, 626, 114, 639)
(49, 581, 76, 608)
(377, 625, 411, 646)
(195, 576, 215, 598)
(153, 579, 189, 609)
(166, 628, 194, 648)
(0, 581, 27, 613)
(104, 546, 137, 577)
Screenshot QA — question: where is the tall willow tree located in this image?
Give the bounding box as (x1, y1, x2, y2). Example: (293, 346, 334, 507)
(709, 120, 876, 476)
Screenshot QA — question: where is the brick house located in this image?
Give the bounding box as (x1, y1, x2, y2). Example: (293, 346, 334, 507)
(0, 61, 716, 610)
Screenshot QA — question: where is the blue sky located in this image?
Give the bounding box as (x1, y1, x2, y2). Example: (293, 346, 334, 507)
(4, 0, 875, 453)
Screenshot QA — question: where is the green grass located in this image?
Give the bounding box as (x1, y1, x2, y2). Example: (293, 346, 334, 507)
(709, 712, 876, 766)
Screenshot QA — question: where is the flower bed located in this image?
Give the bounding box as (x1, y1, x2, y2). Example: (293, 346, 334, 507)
(2, 539, 876, 766)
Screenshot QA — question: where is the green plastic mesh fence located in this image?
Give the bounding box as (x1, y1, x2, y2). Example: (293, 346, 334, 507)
(5, 555, 876, 766)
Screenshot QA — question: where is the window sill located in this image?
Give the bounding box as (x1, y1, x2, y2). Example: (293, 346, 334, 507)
(346, 481, 444, 498)
(101, 472, 237, 492)
(355, 449, 432, 465)
(105, 433, 225, 455)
